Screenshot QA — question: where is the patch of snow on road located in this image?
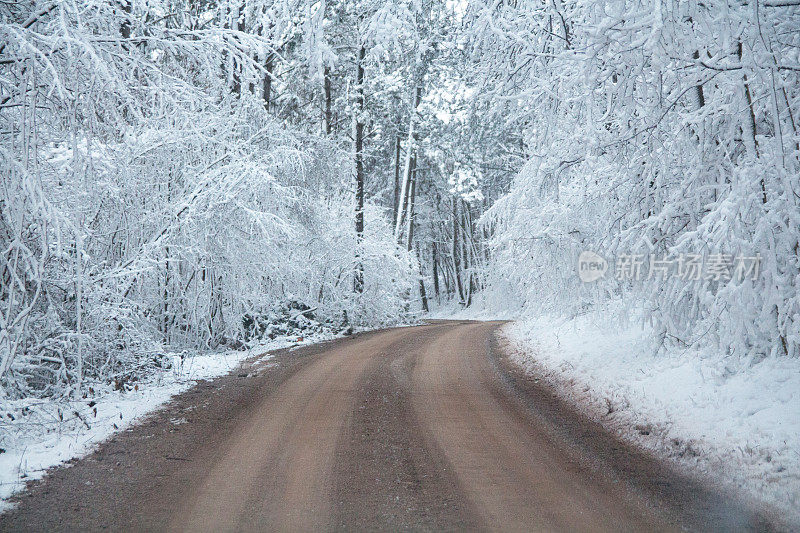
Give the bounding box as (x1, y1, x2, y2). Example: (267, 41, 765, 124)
(500, 313, 800, 523)
(0, 333, 335, 512)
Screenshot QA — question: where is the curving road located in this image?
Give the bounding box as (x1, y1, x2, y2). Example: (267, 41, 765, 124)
(0, 321, 775, 532)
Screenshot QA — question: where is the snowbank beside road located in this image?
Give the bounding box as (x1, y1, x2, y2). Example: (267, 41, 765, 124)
(0, 333, 336, 512)
(500, 313, 800, 523)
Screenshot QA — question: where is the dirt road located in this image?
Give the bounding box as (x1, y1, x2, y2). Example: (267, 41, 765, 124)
(0, 321, 775, 532)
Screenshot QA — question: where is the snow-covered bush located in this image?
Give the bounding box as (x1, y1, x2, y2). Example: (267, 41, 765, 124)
(0, 1, 415, 399)
(470, 0, 799, 359)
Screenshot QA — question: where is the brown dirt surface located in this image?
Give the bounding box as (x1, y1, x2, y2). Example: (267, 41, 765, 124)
(0, 321, 780, 532)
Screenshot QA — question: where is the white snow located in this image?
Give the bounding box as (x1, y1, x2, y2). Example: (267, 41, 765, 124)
(499, 312, 800, 523)
(0, 333, 336, 512)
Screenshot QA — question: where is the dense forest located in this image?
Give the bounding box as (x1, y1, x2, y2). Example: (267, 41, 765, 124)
(1, 0, 798, 400)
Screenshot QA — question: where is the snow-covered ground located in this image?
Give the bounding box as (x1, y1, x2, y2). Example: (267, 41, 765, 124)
(0, 332, 339, 512)
(498, 312, 800, 523)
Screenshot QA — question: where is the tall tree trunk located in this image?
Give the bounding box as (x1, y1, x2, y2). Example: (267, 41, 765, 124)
(406, 176, 428, 312)
(432, 244, 440, 300)
(737, 41, 767, 204)
(416, 248, 429, 312)
(208, 269, 225, 348)
(452, 198, 464, 304)
(163, 246, 170, 339)
(323, 66, 332, 134)
(261, 17, 275, 111)
(232, 4, 245, 96)
(463, 205, 475, 307)
(249, 54, 257, 94)
(353, 46, 366, 293)
(395, 85, 422, 242)
(392, 135, 401, 227)
(692, 51, 706, 109)
(120, 0, 131, 39)
(404, 165, 417, 252)
(262, 52, 274, 111)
